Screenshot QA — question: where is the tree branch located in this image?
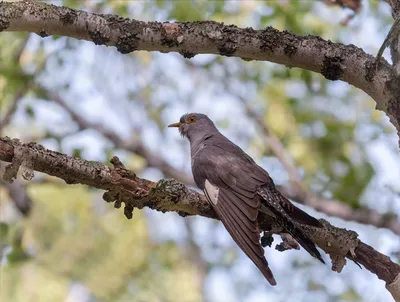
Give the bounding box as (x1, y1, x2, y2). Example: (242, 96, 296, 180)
(0, 0, 399, 143)
(39, 86, 194, 185)
(278, 185, 400, 234)
(0, 34, 31, 135)
(240, 96, 400, 235)
(388, 0, 400, 19)
(0, 157, 32, 217)
(41, 84, 400, 234)
(0, 86, 28, 135)
(0, 178, 32, 216)
(0, 137, 399, 299)
(238, 97, 304, 185)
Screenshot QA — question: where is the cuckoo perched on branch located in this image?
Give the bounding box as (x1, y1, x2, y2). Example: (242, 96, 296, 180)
(169, 113, 325, 286)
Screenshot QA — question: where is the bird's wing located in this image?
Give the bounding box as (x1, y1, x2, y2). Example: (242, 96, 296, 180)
(195, 149, 276, 285)
(193, 141, 324, 268)
(203, 179, 276, 285)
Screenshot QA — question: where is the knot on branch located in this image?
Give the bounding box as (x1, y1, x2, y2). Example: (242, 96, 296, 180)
(162, 23, 184, 47)
(104, 157, 200, 219)
(321, 55, 345, 81)
(3, 138, 39, 183)
(147, 178, 196, 216)
(103, 156, 150, 219)
(153, 178, 187, 204)
(87, 14, 111, 46)
(111, 18, 142, 54)
(303, 219, 359, 273)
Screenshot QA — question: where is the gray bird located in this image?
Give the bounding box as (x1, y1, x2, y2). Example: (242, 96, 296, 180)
(169, 113, 324, 285)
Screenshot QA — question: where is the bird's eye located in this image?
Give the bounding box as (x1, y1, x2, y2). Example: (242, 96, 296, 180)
(188, 116, 196, 123)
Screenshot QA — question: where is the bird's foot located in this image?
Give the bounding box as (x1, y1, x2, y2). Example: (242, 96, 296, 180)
(261, 231, 274, 247)
(275, 233, 300, 252)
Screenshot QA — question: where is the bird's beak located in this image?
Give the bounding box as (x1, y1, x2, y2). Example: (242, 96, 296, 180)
(168, 122, 182, 128)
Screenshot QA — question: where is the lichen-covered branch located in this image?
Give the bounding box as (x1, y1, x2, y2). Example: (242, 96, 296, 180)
(239, 95, 400, 235)
(0, 0, 399, 142)
(40, 85, 193, 185)
(38, 76, 400, 234)
(0, 137, 399, 300)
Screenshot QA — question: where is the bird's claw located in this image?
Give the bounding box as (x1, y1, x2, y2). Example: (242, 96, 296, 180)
(275, 233, 300, 252)
(261, 231, 274, 247)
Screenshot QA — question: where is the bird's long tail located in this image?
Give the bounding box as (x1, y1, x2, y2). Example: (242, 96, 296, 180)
(284, 221, 325, 263)
(258, 185, 325, 264)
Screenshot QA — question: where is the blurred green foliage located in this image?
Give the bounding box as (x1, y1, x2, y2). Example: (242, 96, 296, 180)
(1, 185, 201, 301)
(0, 0, 397, 301)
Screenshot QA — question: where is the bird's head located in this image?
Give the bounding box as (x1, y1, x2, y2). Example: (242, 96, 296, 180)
(168, 113, 217, 141)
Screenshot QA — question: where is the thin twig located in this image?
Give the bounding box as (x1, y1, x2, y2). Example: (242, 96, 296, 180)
(183, 219, 208, 296)
(376, 18, 400, 67)
(238, 96, 400, 234)
(40, 86, 194, 185)
(239, 96, 302, 185)
(35, 83, 400, 234)
(0, 177, 32, 216)
(0, 87, 27, 135)
(0, 35, 45, 135)
(13, 34, 30, 62)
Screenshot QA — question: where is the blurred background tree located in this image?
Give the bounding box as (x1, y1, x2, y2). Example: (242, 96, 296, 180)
(0, 1, 399, 301)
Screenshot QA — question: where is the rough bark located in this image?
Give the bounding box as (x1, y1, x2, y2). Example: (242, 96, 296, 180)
(1, 137, 399, 300)
(38, 85, 399, 234)
(0, 0, 399, 298)
(0, 0, 399, 143)
(240, 94, 400, 235)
